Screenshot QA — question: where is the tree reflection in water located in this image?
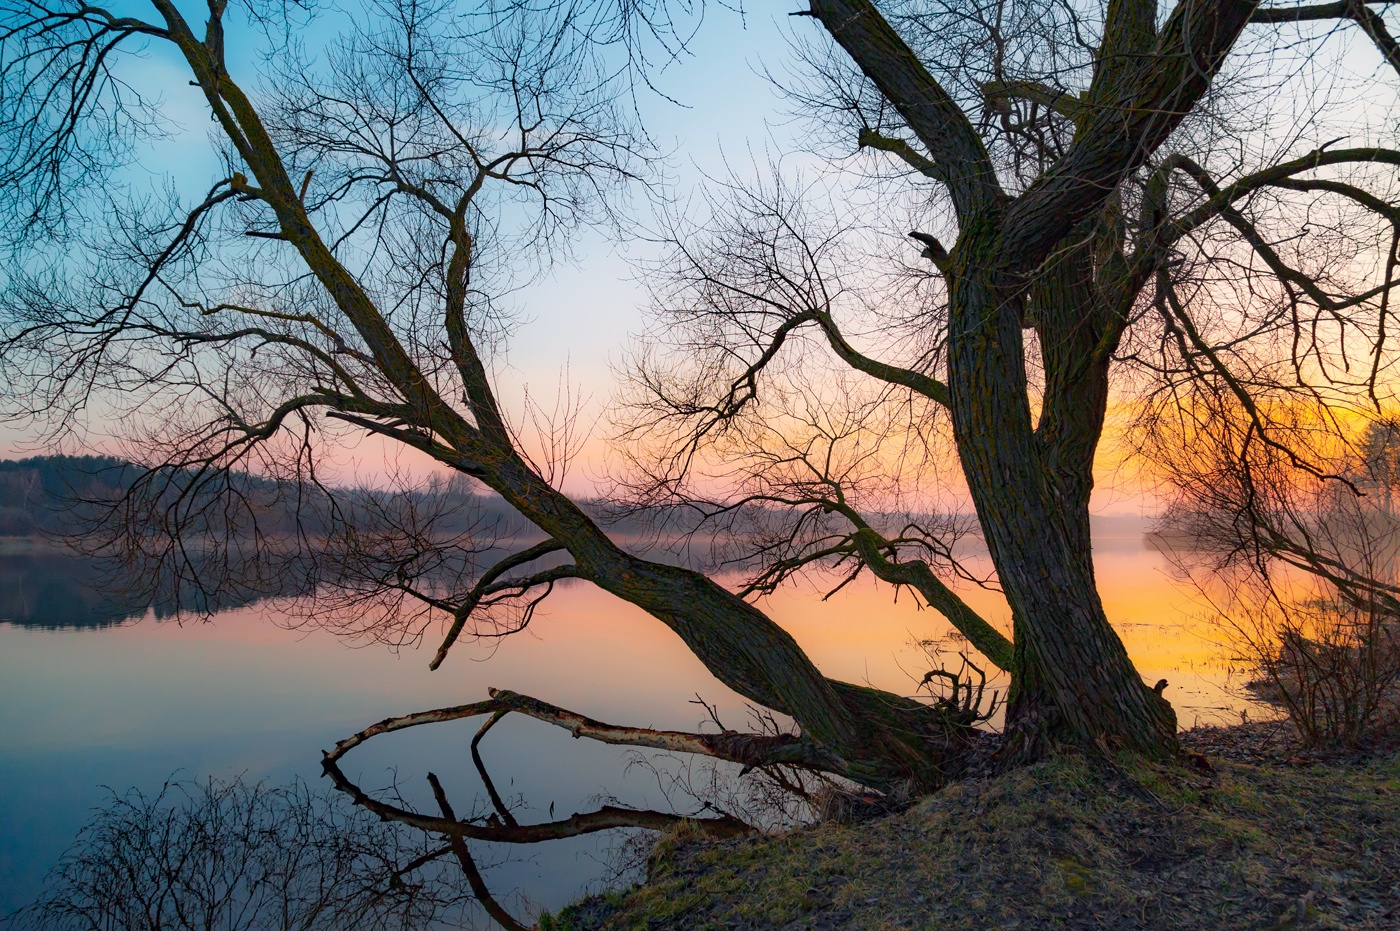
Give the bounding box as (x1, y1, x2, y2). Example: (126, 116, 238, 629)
(1, 551, 791, 930)
(0, 552, 300, 631)
(10, 716, 762, 931)
(10, 777, 481, 930)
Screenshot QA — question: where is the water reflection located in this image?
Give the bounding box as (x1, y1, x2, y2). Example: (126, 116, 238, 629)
(9, 715, 777, 931)
(0, 521, 1258, 924)
(9, 776, 485, 930)
(0, 552, 149, 629)
(0, 550, 287, 630)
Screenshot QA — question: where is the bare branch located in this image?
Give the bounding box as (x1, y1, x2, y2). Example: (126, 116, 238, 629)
(806, 0, 1003, 219)
(429, 540, 568, 668)
(326, 688, 850, 775)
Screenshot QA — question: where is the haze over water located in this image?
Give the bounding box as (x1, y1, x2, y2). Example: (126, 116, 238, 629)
(0, 518, 1251, 919)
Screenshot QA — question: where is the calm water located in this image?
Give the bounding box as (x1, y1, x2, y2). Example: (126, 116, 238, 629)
(0, 520, 1249, 921)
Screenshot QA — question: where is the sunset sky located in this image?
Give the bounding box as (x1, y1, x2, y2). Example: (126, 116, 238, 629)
(0, 3, 796, 469)
(1, 1, 1391, 517)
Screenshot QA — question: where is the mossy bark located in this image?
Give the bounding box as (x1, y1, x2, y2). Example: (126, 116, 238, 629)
(947, 227, 1177, 760)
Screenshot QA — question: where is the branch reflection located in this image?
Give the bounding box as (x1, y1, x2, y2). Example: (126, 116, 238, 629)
(13, 704, 763, 931)
(8, 777, 478, 930)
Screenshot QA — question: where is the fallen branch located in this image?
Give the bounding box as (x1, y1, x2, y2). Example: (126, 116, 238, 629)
(321, 687, 860, 847)
(325, 687, 850, 774)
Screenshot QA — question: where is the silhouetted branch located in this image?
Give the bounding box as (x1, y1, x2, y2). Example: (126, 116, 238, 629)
(1253, 1, 1400, 77)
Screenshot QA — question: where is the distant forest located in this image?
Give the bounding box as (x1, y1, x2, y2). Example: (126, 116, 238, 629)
(0, 455, 699, 543)
(0, 455, 138, 537)
(0, 457, 269, 627)
(0, 455, 538, 539)
(0, 456, 674, 629)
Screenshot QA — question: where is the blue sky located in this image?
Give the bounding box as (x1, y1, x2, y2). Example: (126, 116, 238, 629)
(0, 0, 810, 473)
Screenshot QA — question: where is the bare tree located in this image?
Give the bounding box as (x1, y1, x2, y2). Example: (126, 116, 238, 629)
(2, 0, 1399, 815)
(1152, 401, 1400, 746)
(0, 0, 975, 803)
(615, 0, 1400, 760)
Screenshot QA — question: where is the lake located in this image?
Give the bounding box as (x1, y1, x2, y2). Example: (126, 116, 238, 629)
(0, 518, 1253, 924)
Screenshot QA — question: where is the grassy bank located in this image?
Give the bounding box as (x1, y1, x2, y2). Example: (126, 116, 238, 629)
(546, 731, 1399, 930)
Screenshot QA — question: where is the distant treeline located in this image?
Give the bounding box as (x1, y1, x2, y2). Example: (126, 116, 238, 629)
(0, 455, 139, 537)
(0, 453, 995, 582)
(0, 454, 681, 541)
(0, 455, 527, 539)
(0, 455, 676, 628)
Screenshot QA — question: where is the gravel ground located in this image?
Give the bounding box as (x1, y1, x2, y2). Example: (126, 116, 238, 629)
(543, 726, 1400, 930)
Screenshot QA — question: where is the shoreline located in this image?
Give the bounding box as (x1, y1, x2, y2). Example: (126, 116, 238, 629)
(547, 724, 1399, 930)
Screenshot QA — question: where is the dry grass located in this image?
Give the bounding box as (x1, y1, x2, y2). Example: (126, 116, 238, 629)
(542, 740, 1400, 930)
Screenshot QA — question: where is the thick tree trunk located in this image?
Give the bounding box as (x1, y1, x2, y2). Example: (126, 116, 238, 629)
(1031, 242, 1109, 565)
(947, 229, 1177, 761)
(802, 0, 1253, 762)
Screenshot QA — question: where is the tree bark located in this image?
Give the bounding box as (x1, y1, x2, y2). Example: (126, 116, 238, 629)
(455, 447, 977, 789)
(946, 228, 1177, 760)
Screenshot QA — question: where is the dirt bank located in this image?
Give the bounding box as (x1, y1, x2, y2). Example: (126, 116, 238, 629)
(545, 726, 1399, 930)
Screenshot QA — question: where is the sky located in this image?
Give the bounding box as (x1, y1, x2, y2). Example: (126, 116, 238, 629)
(2, 1, 1395, 517)
(0, 0, 813, 482)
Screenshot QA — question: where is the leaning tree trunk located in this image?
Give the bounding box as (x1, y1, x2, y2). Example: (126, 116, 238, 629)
(460, 446, 979, 790)
(947, 231, 1177, 761)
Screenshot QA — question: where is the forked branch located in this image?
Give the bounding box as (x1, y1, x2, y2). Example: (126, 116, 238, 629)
(322, 689, 787, 848)
(327, 688, 848, 774)
(429, 539, 574, 670)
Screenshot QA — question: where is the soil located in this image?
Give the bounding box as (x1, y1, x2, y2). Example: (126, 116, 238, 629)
(542, 723, 1400, 930)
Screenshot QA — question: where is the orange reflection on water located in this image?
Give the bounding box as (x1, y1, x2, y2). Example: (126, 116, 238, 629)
(0, 527, 1254, 763)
